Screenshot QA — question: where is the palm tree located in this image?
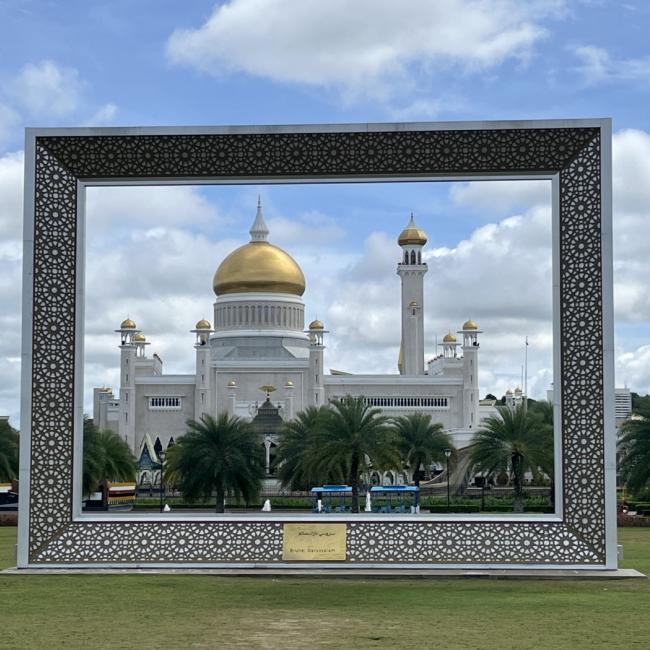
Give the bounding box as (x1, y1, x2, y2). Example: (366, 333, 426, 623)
(276, 406, 340, 490)
(392, 413, 453, 486)
(0, 419, 19, 482)
(166, 413, 264, 513)
(470, 403, 553, 512)
(618, 400, 650, 494)
(306, 396, 400, 513)
(82, 418, 137, 495)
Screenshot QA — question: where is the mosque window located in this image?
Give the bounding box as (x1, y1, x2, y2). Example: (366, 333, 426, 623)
(362, 396, 449, 409)
(149, 397, 182, 410)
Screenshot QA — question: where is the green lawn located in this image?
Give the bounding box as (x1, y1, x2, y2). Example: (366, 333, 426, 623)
(1, 526, 649, 649)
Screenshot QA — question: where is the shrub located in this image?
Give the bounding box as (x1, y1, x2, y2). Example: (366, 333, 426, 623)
(429, 504, 481, 513)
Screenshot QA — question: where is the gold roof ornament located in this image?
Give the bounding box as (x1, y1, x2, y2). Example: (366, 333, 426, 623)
(285, 379, 295, 388)
(398, 213, 428, 246)
(227, 380, 237, 388)
(259, 384, 276, 394)
(309, 319, 324, 330)
(213, 200, 305, 296)
(462, 319, 479, 330)
(120, 318, 136, 329)
(133, 332, 146, 342)
(442, 332, 457, 343)
(195, 319, 211, 330)
(409, 300, 418, 308)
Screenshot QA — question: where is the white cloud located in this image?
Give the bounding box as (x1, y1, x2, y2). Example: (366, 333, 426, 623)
(12, 60, 82, 117)
(0, 103, 21, 150)
(167, 0, 562, 100)
(572, 45, 650, 85)
(617, 345, 650, 395)
(0, 150, 23, 240)
(451, 179, 551, 215)
(612, 129, 650, 324)
(85, 185, 222, 236)
(86, 102, 118, 125)
(267, 210, 344, 248)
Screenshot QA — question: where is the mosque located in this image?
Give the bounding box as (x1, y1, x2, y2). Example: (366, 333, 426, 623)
(93, 201, 484, 480)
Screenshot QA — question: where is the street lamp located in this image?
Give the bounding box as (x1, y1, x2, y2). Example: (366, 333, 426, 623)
(158, 449, 166, 513)
(444, 448, 452, 512)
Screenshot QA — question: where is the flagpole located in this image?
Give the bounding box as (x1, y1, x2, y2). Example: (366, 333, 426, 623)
(524, 336, 529, 410)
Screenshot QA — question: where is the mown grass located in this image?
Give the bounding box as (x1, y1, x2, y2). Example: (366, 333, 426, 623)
(1, 526, 649, 649)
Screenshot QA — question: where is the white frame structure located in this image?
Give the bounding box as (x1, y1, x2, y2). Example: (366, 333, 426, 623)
(18, 119, 615, 570)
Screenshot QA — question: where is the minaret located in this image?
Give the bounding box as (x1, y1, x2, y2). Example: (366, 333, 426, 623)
(307, 319, 326, 407)
(397, 214, 428, 375)
(192, 319, 213, 420)
(115, 318, 138, 451)
(458, 319, 482, 429)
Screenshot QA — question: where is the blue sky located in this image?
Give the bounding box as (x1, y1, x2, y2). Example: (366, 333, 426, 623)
(1, 0, 650, 424)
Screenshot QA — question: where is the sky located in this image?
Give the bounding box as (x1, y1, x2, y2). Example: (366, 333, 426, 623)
(1, 0, 650, 425)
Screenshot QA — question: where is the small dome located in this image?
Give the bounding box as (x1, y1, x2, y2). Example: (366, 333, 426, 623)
(309, 319, 324, 330)
(442, 332, 457, 343)
(121, 318, 136, 329)
(195, 319, 211, 330)
(506, 389, 513, 395)
(133, 332, 146, 342)
(398, 214, 428, 246)
(227, 380, 237, 388)
(285, 379, 294, 388)
(514, 386, 522, 394)
(409, 300, 418, 308)
(462, 319, 479, 330)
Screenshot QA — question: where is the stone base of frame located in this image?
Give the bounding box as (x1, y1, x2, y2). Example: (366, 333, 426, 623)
(3, 567, 645, 580)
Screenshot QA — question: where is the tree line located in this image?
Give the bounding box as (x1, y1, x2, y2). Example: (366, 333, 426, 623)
(1, 394, 650, 512)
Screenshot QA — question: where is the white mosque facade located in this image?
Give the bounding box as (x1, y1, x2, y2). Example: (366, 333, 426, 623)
(93, 203, 485, 469)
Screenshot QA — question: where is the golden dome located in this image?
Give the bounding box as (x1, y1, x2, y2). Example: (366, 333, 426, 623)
(442, 332, 457, 343)
(213, 242, 305, 296)
(398, 214, 428, 246)
(133, 332, 146, 342)
(408, 300, 418, 308)
(227, 380, 237, 388)
(462, 319, 479, 330)
(195, 319, 211, 330)
(121, 318, 136, 329)
(309, 319, 324, 330)
(285, 379, 295, 388)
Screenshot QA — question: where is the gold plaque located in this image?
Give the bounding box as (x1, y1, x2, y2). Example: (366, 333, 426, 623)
(282, 523, 347, 561)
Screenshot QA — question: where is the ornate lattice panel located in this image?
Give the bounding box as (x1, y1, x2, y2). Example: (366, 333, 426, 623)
(22, 121, 612, 567)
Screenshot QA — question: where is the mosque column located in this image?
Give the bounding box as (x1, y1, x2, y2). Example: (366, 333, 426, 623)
(192, 319, 213, 420)
(284, 380, 295, 419)
(115, 318, 138, 452)
(458, 320, 482, 430)
(227, 380, 238, 415)
(307, 320, 327, 407)
(397, 214, 428, 375)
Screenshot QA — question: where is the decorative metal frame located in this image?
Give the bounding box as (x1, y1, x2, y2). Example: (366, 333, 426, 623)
(18, 119, 615, 569)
